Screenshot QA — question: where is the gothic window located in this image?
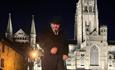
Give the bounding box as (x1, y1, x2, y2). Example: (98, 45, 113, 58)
(81, 54, 84, 66)
(109, 55, 112, 59)
(90, 46, 99, 65)
(108, 55, 113, 67)
(85, 21, 90, 35)
(84, 6, 88, 13)
(89, 6, 92, 13)
(86, 24, 89, 31)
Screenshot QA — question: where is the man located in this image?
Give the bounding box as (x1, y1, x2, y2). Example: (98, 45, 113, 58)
(39, 17, 69, 70)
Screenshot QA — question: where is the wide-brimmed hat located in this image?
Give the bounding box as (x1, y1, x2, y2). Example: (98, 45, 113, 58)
(49, 16, 63, 24)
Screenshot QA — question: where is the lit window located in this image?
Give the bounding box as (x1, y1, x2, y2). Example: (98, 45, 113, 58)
(2, 44, 5, 52)
(0, 59, 4, 68)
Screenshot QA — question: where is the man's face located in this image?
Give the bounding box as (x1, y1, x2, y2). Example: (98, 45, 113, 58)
(50, 23, 60, 31)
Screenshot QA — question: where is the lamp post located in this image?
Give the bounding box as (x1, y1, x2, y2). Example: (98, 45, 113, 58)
(30, 49, 38, 60)
(27, 47, 44, 70)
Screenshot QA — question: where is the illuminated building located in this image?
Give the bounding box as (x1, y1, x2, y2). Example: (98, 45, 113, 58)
(67, 0, 115, 70)
(0, 39, 27, 70)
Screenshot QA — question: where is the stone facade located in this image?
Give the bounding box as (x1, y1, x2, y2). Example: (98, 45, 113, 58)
(5, 14, 42, 70)
(0, 40, 26, 70)
(67, 0, 115, 70)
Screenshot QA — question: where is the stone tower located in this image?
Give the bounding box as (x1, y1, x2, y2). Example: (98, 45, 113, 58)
(75, 0, 99, 46)
(5, 13, 13, 40)
(30, 15, 36, 48)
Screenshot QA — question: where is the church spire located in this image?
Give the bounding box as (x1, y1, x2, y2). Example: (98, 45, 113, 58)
(5, 13, 13, 39)
(30, 15, 36, 34)
(30, 15, 36, 48)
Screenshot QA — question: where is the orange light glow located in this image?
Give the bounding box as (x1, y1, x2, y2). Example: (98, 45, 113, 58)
(30, 50, 38, 59)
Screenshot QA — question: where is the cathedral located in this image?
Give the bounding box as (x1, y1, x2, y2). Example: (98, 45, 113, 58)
(66, 0, 115, 70)
(2, 0, 115, 70)
(5, 14, 36, 47)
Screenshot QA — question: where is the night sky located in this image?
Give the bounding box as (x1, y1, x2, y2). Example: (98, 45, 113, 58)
(0, 0, 115, 41)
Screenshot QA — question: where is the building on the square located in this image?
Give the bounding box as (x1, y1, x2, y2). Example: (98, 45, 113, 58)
(0, 39, 27, 70)
(65, 0, 115, 70)
(4, 13, 42, 70)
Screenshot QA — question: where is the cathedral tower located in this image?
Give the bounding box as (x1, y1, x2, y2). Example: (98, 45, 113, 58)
(30, 15, 36, 48)
(5, 13, 13, 40)
(75, 0, 99, 46)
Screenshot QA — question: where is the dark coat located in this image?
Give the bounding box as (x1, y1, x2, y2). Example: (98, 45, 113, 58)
(38, 28, 68, 70)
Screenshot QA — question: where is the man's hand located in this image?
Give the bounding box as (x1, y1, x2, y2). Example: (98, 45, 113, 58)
(63, 54, 69, 60)
(50, 47, 58, 54)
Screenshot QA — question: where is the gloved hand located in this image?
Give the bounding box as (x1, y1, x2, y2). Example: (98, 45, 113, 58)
(50, 47, 58, 54)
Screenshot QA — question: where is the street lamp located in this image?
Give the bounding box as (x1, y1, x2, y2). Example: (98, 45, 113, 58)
(27, 45, 44, 70)
(30, 49, 39, 61)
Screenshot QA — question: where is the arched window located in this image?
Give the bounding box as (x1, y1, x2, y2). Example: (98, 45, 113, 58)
(81, 54, 85, 66)
(90, 46, 99, 65)
(84, 6, 88, 13)
(89, 6, 92, 12)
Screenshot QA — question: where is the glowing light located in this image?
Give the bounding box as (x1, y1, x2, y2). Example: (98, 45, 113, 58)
(30, 50, 38, 59)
